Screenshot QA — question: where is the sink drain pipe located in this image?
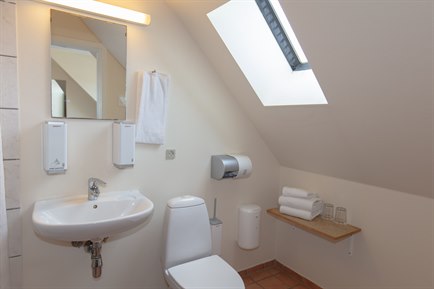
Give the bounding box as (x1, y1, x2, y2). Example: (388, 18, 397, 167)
(89, 241, 103, 278)
(73, 239, 106, 278)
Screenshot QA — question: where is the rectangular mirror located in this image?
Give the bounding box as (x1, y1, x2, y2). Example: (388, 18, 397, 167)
(50, 9, 127, 120)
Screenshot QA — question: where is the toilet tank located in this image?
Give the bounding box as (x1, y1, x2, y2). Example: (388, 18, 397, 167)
(162, 196, 212, 269)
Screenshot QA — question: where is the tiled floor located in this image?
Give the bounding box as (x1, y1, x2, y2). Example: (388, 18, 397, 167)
(239, 260, 322, 289)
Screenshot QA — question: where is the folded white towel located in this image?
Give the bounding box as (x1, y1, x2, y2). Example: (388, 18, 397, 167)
(279, 205, 321, 221)
(282, 187, 317, 199)
(135, 71, 170, 144)
(278, 196, 323, 212)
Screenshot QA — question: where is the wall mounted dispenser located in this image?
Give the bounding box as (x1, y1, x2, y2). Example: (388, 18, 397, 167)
(43, 121, 67, 174)
(113, 122, 135, 168)
(211, 154, 252, 180)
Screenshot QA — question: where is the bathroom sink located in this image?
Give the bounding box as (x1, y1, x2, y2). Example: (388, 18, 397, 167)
(32, 190, 154, 242)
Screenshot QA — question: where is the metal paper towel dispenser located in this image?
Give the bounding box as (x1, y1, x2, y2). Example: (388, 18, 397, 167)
(211, 154, 252, 180)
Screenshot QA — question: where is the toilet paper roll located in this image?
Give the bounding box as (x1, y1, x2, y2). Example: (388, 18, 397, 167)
(232, 155, 252, 179)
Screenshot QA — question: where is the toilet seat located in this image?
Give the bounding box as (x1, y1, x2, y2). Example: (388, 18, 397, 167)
(166, 255, 244, 289)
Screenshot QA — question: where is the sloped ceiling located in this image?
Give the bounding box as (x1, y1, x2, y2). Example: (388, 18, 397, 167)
(167, 0, 433, 198)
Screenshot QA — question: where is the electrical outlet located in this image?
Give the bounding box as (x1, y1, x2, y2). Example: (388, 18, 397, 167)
(166, 149, 176, 160)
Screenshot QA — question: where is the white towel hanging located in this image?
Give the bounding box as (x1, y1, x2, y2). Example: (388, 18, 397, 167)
(135, 70, 170, 144)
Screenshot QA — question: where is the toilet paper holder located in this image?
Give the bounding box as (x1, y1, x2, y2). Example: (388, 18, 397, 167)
(210, 154, 252, 180)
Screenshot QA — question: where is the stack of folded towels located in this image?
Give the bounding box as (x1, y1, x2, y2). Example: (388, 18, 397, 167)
(278, 187, 323, 221)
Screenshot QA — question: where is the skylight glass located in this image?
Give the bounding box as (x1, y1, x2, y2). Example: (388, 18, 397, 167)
(207, 0, 327, 106)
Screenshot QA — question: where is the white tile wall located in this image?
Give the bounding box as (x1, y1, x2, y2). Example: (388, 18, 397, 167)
(4, 160, 19, 209)
(0, 56, 18, 108)
(6, 208, 21, 257)
(0, 1, 16, 57)
(0, 109, 19, 159)
(9, 256, 22, 289)
(1, 1, 20, 287)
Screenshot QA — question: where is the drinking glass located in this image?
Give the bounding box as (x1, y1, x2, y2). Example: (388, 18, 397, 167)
(321, 203, 334, 220)
(334, 207, 347, 224)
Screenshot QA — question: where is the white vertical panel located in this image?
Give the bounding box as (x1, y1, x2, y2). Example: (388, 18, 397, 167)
(6, 208, 21, 257)
(0, 109, 19, 159)
(0, 2, 17, 57)
(0, 56, 18, 108)
(9, 256, 22, 289)
(4, 160, 19, 209)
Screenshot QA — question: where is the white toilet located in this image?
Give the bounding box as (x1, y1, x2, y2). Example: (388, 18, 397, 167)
(162, 195, 245, 289)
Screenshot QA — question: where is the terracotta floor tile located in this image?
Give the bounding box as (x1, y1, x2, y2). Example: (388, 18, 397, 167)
(249, 268, 274, 281)
(259, 285, 288, 289)
(257, 276, 287, 289)
(247, 263, 265, 274)
(239, 270, 248, 277)
(242, 275, 255, 285)
(246, 283, 263, 289)
(292, 285, 310, 289)
(263, 264, 282, 275)
(262, 260, 276, 268)
(303, 279, 322, 289)
(240, 260, 322, 289)
(281, 268, 304, 283)
(275, 272, 299, 287)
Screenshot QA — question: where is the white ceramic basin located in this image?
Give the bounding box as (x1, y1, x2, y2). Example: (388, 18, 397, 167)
(32, 190, 154, 241)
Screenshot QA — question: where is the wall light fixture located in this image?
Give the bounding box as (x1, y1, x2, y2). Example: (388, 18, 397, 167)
(39, 0, 151, 26)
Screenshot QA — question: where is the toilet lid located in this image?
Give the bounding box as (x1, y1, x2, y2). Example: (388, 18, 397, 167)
(167, 255, 244, 289)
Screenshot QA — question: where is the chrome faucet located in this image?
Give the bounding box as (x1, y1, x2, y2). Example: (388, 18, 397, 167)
(88, 177, 106, 201)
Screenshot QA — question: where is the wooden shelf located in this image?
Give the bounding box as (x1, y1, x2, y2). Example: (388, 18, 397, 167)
(267, 208, 361, 243)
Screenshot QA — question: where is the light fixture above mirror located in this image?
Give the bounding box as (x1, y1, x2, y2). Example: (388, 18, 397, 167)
(38, 0, 151, 26)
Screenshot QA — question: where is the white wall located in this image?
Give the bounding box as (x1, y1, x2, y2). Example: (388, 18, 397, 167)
(277, 166, 434, 289)
(17, 1, 279, 288)
(0, 0, 22, 287)
(168, 0, 434, 198)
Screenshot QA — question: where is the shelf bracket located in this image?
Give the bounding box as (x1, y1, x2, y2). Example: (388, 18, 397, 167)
(347, 235, 355, 256)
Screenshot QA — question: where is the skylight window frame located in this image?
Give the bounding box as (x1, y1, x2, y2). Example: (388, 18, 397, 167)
(255, 0, 310, 71)
(207, 0, 327, 106)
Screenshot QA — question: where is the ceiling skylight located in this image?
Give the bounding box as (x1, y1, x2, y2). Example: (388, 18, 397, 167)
(208, 0, 327, 106)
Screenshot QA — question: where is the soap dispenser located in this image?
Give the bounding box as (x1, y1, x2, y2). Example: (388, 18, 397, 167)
(112, 122, 135, 168)
(43, 121, 67, 174)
